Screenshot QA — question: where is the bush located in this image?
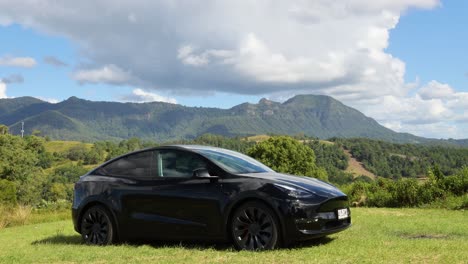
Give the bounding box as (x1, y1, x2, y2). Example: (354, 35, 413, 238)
(0, 179, 17, 205)
(83, 149, 102, 165)
(51, 164, 88, 183)
(66, 145, 88, 161)
(346, 181, 370, 206)
(367, 189, 393, 207)
(391, 179, 420, 206)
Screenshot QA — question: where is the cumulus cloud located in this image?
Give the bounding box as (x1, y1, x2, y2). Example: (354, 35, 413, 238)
(0, 0, 438, 93)
(72, 64, 132, 85)
(418, 80, 455, 100)
(363, 94, 452, 125)
(43, 56, 68, 67)
(3, 0, 467, 138)
(0, 55, 36, 67)
(120, 88, 177, 104)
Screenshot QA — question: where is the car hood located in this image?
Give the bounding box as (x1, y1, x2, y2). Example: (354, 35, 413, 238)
(240, 172, 346, 199)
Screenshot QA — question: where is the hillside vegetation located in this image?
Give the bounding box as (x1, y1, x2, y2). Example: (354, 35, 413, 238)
(334, 138, 468, 178)
(2, 95, 467, 146)
(0, 132, 467, 214)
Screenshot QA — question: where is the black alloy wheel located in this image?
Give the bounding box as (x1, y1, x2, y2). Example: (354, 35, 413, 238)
(80, 205, 115, 245)
(231, 201, 279, 250)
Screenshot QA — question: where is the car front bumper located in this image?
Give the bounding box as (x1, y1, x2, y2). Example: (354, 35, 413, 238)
(276, 196, 351, 244)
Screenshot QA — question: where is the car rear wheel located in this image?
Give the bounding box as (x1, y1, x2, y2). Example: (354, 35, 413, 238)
(231, 201, 280, 250)
(80, 205, 115, 245)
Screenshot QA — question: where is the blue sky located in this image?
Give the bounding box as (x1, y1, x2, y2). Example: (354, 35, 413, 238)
(0, 1, 467, 138)
(387, 1, 468, 93)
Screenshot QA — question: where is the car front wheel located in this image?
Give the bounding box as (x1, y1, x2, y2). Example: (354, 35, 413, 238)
(231, 201, 280, 250)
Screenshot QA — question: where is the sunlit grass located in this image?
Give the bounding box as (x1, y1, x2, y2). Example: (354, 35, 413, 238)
(0, 208, 466, 263)
(43, 141, 93, 153)
(0, 205, 69, 230)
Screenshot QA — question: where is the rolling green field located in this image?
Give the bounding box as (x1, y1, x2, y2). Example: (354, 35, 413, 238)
(44, 140, 93, 153)
(0, 208, 467, 264)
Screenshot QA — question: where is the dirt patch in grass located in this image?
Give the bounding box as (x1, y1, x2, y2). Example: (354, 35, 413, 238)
(402, 234, 450, 240)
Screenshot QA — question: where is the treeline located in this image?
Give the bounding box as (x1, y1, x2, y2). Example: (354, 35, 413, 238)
(1, 131, 467, 210)
(333, 138, 468, 178)
(0, 134, 84, 206)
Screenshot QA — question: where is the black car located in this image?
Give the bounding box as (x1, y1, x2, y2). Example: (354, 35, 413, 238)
(72, 145, 351, 250)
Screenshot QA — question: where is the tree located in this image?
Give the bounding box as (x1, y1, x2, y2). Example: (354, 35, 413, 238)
(247, 136, 328, 181)
(66, 145, 88, 161)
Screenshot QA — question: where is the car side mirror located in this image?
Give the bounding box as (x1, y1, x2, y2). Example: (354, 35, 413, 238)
(193, 168, 219, 180)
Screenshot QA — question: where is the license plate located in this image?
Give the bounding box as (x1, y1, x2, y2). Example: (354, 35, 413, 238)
(337, 208, 349, 219)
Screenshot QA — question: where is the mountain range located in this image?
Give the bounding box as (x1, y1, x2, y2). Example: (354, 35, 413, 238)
(0, 95, 466, 146)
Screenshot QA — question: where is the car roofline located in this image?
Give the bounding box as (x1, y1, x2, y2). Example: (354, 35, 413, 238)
(88, 144, 227, 175)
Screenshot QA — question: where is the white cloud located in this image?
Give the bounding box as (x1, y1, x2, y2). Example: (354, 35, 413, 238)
(0, 56, 36, 67)
(73, 64, 132, 85)
(0, 82, 7, 98)
(0, 0, 438, 93)
(384, 121, 462, 139)
(121, 88, 177, 104)
(37, 97, 59, 104)
(4, 0, 467, 138)
(418, 80, 455, 100)
(362, 94, 452, 125)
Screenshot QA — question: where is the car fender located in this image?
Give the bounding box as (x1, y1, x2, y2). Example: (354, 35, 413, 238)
(222, 190, 287, 242)
(76, 195, 121, 233)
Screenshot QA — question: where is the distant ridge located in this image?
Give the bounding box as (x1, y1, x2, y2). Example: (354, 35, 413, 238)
(0, 95, 466, 146)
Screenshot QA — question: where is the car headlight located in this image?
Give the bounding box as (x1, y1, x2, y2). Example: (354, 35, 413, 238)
(274, 183, 315, 199)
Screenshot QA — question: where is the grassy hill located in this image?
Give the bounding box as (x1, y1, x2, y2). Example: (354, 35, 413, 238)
(0, 208, 466, 263)
(44, 141, 93, 153)
(2, 95, 466, 146)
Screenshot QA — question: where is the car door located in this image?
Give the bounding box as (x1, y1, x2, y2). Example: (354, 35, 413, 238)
(112, 148, 225, 240)
(142, 149, 225, 240)
(94, 150, 158, 238)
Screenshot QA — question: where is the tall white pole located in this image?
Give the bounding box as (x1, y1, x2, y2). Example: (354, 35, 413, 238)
(21, 121, 24, 138)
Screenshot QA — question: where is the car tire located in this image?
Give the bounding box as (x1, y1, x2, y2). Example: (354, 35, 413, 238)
(231, 201, 280, 250)
(80, 205, 116, 245)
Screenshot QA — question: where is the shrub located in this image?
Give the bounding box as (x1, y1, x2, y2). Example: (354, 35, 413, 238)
(66, 145, 88, 161)
(367, 189, 393, 207)
(0, 179, 17, 205)
(392, 179, 420, 206)
(346, 181, 370, 206)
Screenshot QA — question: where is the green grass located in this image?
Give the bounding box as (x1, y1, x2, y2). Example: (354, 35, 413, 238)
(44, 141, 93, 153)
(0, 205, 70, 229)
(0, 208, 467, 263)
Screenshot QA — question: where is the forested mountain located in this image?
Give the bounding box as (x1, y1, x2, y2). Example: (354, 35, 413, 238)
(0, 95, 466, 145)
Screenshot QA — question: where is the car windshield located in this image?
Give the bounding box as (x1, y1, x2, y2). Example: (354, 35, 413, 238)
(194, 148, 274, 174)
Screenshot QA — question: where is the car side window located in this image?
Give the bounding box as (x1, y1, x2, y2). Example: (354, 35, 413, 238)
(157, 150, 208, 178)
(99, 151, 153, 178)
